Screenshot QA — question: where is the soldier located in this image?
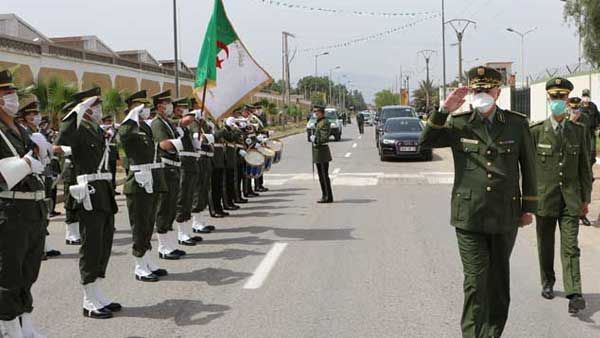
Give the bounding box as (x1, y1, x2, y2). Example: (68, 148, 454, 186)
(172, 98, 203, 246)
(531, 78, 591, 314)
(581, 89, 600, 166)
(420, 66, 537, 338)
(311, 105, 334, 203)
(151, 90, 186, 259)
(39, 117, 62, 218)
(568, 98, 593, 224)
(0, 69, 47, 337)
(223, 116, 242, 209)
(210, 121, 229, 218)
(356, 111, 365, 135)
(57, 92, 121, 319)
(119, 90, 169, 282)
(190, 99, 217, 233)
(252, 103, 269, 193)
(100, 115, 120, 195)
(239, 105, 260, 197)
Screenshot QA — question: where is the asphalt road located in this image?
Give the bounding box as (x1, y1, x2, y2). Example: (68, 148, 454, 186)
(34, 121, 600, 338)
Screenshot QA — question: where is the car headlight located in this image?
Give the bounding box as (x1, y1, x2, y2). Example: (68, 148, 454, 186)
(307, 123, 315, 128)
(382, 139, 396, 145)
(330, 123, 337, 128)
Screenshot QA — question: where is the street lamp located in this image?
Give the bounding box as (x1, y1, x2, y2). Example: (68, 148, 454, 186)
(314, 52, 330, 77)
(506, 27, 537, 87)
(328, 66, 341, 106)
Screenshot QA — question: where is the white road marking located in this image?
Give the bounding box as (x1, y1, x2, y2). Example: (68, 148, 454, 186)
(263, 172, 455, 186)
(332, 177, 378, 186)
(333, 168, 341, 175)
(244, 242, 288, 290)
(344, 152, 352, 158)
(352, 143, 357, 148)
(358, 135, 362, 140)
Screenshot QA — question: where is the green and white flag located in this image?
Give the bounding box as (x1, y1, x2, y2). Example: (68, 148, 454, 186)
(194, 0, 272, 119)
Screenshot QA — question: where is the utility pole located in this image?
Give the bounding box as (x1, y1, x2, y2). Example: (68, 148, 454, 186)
(173, 0, 180, 97)
(282, 31, 295, 112)
(405, 75, 411, 106)
(507, 27, 537, 87)
(314, 52, 329, 77)
(418, 50, 436, 111)
(328, 66, 341, 106)
(446, 19, 476, 84)
(441, 0, 447, 100)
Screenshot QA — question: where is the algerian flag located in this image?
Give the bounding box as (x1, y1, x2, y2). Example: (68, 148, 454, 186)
(194, 0, 272, 119)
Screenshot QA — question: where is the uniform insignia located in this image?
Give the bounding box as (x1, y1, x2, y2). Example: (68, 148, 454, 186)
(538, 144, 552, 149)
(477, 67, 485, 76)
(555, 79, 561, 85)
(529, 120, 544, 128)
(451, 111, 471, 117)
(505, 110, 527, 118)
(460, 138, 479, 145)
(499, 140, 515, 145)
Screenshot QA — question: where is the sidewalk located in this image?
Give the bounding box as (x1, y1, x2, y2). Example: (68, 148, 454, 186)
(587, 164, 600, 227)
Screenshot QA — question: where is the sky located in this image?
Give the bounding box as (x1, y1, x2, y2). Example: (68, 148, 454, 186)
(4, 0, 581, 103)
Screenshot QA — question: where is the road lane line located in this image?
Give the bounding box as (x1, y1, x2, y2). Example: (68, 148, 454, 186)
(344, 152, 352, 158)
(358, 135, 362, 140)
(243, 243, 288, 289)
(352, 143, 357, 148)
(333, 168, 341, 175)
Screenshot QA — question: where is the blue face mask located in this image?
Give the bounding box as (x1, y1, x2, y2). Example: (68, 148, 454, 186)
(549, 100, 567, 116)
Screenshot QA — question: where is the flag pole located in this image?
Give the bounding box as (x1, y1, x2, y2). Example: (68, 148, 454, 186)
(200, 79, 208, 115)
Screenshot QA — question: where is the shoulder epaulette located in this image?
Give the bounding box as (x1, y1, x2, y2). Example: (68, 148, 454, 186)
(567, 120, 585, 128)
(504, 110, 527, 118)
(451, 111, 471, 117)
(529, 120, 544, 128)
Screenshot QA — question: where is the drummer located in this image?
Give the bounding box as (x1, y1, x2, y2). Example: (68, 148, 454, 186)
(239, 105, 266, 195)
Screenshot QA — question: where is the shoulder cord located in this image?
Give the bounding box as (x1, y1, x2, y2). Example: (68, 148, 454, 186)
(0, 128, 20, 157)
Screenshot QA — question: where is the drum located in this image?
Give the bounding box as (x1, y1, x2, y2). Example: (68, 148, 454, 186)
(243, 150, 265, 179)
(265, 140, 283, 164)
(257, 146, 275, 172)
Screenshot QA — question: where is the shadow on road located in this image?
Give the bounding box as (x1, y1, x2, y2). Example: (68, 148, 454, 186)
(269, 188, 309, 192)
(575, 293, 600, 328)
(228, 211, 285, 218)
(201, 236, 275, 246)
(184, 248, 264, 261)
(48, 250, 127, 260)
(118, 299, 230, 326)
(216, 226, 357, 241)
(253, 198, 293, 204)
(236, 205, 294, 211)
(333, 199, 376, 204)
(255, 192, 303, 198)
(164, 267, 251, 286)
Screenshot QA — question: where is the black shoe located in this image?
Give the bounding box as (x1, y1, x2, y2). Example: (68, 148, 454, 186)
(581, 216, 592, 226)
(135, 273, 159, 282)
(223, 205, 240, 211)
(317, 199, 328, 204)
(66, 239, 82, 245)
(211, 213, 225, 219)
(159, 252, 180, 260)
(220, 211, 230, 216)
(178, 239, 196, 246)
(152, 268, 168, 277)
(83, 308, 113, 319)
(248, 192, 260, 197)
(541, 284, 555, 300)
(234, 198, 248, 204)
(568, 294, 586, 314)
(103, 302, 122, 312)
(257, 187, 269, 192)
(194, 227, 213, 234)
(173, 249, 187, 256)
(190, 236, 204, 242)
(49, 211, 61, 217)
(46, 249, 61, 257)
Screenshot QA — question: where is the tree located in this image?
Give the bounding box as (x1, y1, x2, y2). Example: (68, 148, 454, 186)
(102, 89, 127, 120)
(265, 79, 285, 94)
(564, 0, 600, 67)
(374, 89, 400, 109)
(412, 80, 440, 113)
(310, 92, 326, 106)
(32, 77, 77, 127)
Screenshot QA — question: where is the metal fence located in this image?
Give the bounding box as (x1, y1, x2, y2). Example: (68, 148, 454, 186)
(511, 87, 531, 117)
(528, 62, 597, 84)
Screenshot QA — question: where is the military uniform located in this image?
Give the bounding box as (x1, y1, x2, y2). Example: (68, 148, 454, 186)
(119, 90, 168, 282)
(211, 124, 228, 217)
(356, 112, 365, 134)
(223, 119, 241, 209)
(0, 69, 48, 337)
(101, 115, 119, 194)
(57, 92, 120, 319)
(312, 105, 334, 203)
(420, 66, 537, 338)
(531, 78, 591, 314)
(150, 90, 186, 259)
(581, 89, 600, 165)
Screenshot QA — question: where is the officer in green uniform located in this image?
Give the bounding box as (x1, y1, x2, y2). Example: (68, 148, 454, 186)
(223, 116, 242, 209)
(581, 89, 599, 165)
(420, 66, 537, 338)
(0, 69, 47, 337)
(172, 98, 203, 246)
(311, 105, 334, 203)
(530, 77, 591, 314)
(252, 103, 269, 192)
(151, 90, 186, 259)
(189, 99, 217, 233)
(211, 121, 228, 217)
(40, 116, 62, 218)
(101, 115, 120, 195)
(119, 90, 169, 282)
(57, 93, 120, 319)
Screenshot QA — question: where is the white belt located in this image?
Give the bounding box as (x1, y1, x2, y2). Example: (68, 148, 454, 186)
(78, 173, 112, 182)
(226, 144, 235, 148)
(179, 151, 201, 158)
(236, 144, 244, 149)
(161, 158, 182, 167)
(0, 190, 46, 201)
(213, 143, 224, 148)
(130, 163, 164, 171)
(205, 152, 214, 158)
(247, 133, 256, 137)
(64, 159, 72, 164)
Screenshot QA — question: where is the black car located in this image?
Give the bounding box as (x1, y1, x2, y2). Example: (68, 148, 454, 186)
(378, 117, 432, 161)
(375, 105, 417, 147)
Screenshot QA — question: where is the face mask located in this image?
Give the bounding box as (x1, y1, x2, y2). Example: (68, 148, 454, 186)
(181, 109, 189, 116)
(1, 93, 19, 117)
(140, 108, 151, 120)
(91, 105, 103, 122)
(472, 92, 496, 114)
(32, 114, 42, 127)
(582, 97, 590, 103)
(549, 100, 567, 116)
(164, 104, 173, 117)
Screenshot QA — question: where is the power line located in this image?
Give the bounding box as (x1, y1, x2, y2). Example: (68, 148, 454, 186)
(253, 0, 437, 18)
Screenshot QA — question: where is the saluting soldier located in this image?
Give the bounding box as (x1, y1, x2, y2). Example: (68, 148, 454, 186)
(311, 105, 334, 203)
(119, 90, 168, 282)
(101, 115, 120, 195)
(211, 121, 229, 217)
(420, 66, 537, 338)
(172, 98, 203, 246)
(40, 116, 62, 218)
(223, 116, 241, 210)
(151, 90, 187, 260)
(0, 69, 47, 337)
(57, 91, 121, 319)
(189, 99, 216, 233)
(531, 78, 592, 314)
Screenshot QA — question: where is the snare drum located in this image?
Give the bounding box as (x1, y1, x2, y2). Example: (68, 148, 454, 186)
(257, 147, 275, 172)
(265, 140, 283, 164)
(243, 150, 265, 179)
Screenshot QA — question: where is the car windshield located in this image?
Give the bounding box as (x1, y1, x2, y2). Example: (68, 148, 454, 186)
(326, 111, 338, 119)
(382, 108, 415, 120)
(384, 119, 422, 133)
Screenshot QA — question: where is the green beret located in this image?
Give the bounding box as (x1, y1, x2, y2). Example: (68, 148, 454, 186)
(125, 90, 148, 105)
(568, 97, 582, 108)
(172, 97, 190, 108)
(0, 69, 17, 90)
(467, 66, 503, 89)
(152, 90, 171, 105)
(72, 87, 101, 103)
(545, 77, 573, 95)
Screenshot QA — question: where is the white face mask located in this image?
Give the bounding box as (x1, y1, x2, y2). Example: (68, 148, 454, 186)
(1, 93, 19, 117)
(582, 97, 591, 103)
(140, 107, 151, 120)
(91, 105, 103, 123)
(164, 104, 173, 117)
(32, 114, 42, 127)
(180, 108, 189, 116)
(472, 92, 496, 114)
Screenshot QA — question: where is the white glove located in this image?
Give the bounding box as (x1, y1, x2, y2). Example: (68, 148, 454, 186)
(239, 150, 247, 157)
(192, 139, 202, 150)
(225, 117, 236, 127)
(175, 127, 184, 138)
(29, 133, 52, 160)
(169, 138, 184, 152)
(204, 134, 215, 144)
(310, 135, 316, 143)
(257, 134, 266, 142)
(24, 152, 44, 174)
(60, 146, 72, 156)
(255, 143, 263, 150)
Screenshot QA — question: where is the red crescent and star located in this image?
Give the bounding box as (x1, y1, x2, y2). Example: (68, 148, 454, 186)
(216, 40, 229, 69)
